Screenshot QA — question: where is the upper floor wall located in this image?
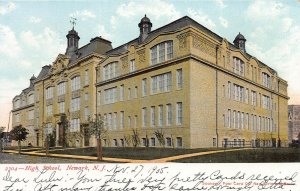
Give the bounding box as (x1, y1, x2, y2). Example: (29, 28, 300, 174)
(96, 25, 288, 98)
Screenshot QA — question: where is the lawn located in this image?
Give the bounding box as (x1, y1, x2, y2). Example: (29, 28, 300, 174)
(48, 147, 221, 160)
(174, 148, 300, 163)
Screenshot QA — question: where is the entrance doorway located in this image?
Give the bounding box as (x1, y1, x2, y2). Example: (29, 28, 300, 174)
(58, 123, 65, 146)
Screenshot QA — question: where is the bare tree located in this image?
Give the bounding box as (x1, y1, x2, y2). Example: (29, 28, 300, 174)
(154, 129, 165, 147)
(124, 135, 131, 147)
(131, 128, 140, 147)
(88, 114, 106, 160)
(0, 127, 5, 151)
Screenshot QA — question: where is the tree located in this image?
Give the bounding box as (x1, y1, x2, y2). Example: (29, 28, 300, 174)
(154, 129, 165, 147)
(131, 129, 140, 147)
(10, 125, 29, 154)
(88, 114, 106, 160)
(0, 127, 5, 151)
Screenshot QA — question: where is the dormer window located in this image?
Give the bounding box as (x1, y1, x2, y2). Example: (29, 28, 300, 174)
(233, 57, 244, 76)
(262, 72, 271, 88)
(150, 41, 173, 65)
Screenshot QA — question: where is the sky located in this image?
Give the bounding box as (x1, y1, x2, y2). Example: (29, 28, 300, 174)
(0, 0, 300, 129)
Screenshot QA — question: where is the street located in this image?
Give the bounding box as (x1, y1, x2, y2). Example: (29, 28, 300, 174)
(0, 153, 102, 163)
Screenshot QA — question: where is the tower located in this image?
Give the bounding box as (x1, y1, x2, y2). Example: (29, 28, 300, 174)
(65, 17, 80, 56)
(233, 32, 246, 53)
(138, 14, 152, 43)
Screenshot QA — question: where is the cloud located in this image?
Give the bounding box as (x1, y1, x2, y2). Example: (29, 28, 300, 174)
(0, 2, 16, 15)
(0, 25, 21, 59)
(70, 10, 96, 21)
(214, 0, 226, 9)
(29, 16, 42, 23)
(246, 0, 287, 21)
(110, 16, 117, 30)
(219, 16, 228, 28)
(116, 0, 181, 21)
(97, 25, 113, 40)
(187, 8, 216, 30)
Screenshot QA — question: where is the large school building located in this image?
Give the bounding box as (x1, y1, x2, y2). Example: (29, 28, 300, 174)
(12, 15, 289, 148)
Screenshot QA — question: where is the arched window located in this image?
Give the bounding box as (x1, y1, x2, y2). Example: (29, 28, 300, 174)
(57, 82, 66, 96)
(233, 57, 244, 76)
(45, 87, 53, 99)
(262, 72, 271, 88)
(150, 41, 173, 65)
(103, 62, 119, 80)
(71, 76, 80, 91)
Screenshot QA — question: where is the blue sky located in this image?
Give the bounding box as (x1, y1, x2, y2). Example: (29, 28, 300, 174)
(0, 0, 300, 127)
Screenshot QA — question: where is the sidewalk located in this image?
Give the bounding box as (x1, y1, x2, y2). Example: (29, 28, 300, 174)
(2, 147, 253, 163)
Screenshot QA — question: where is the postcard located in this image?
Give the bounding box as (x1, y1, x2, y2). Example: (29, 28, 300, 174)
(0, 0, 299, 190)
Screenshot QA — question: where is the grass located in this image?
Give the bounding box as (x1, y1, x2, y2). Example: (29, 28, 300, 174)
(48, 147, 221, 160)
(174, 148, 300, 163)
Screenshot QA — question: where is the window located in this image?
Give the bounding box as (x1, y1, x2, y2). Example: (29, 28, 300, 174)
(14, 99, 20, 109)
(108, 113, 112, 129)
(128, 88, 131, 100)
(15, 113, 20, 123)
(104, 87, 117, 104)
(227, 109, 231, 128)
(262, 95, 271, 109)
(150, 41, 173, 65)
(176, 137, 182, 147)
(70, 118, 80, 132)
(70, 98, 80, 112)
(151, 106, 155, 127)
(241, 112, 244, 129)
(85, 93, 89, 101)
(262, 72, 271, 88)
(151, 138, 156, 147)
(233, 57, 244, 76)
(142, 138, 147, 147)
(246, 113, 249, 129)
(120, 139, 124, 147)
(103, 62, 119, 80)
(251, 91, 257, 106)
(245, 89, 249, 104)
(46, 87, 53, 99)
(237, 111, 240, 129)
(142, 107, 147, 128)
(233, 110, 236, 128)
(84, 107, 89, 120)
(134, 115, 137, 128)
(46, 105, 53, 116)
(142, 79, 147, 96)
(227, 82, 231, 98)
(166, 104, 172, 126)
(130, 59, 135, 72)
(57, 82, 66, 96)
(158, 105, 163, 127)
(85, 69, 89, 85)
(113, 139, 118, 147)
(120, 111, 124, 129)
(151, 72, 172, 94)
(177, 69, 183, 89)
(120, 85, 124, 101)
(113, 112, 117, 130)
(28, 94, 34, 105)
(213, 138, 217, 147)
(128, 116, 131, 128)
(176, 102, 183, 125)
(28, 110, 34, 120)
(71, 76, 80, 91)
(232, 84, 244, 102)
(59, 102, 65, 113)
(45, 123, 52, 135)
(166, 137, 172, 147)
(134, 86, 138, 98)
